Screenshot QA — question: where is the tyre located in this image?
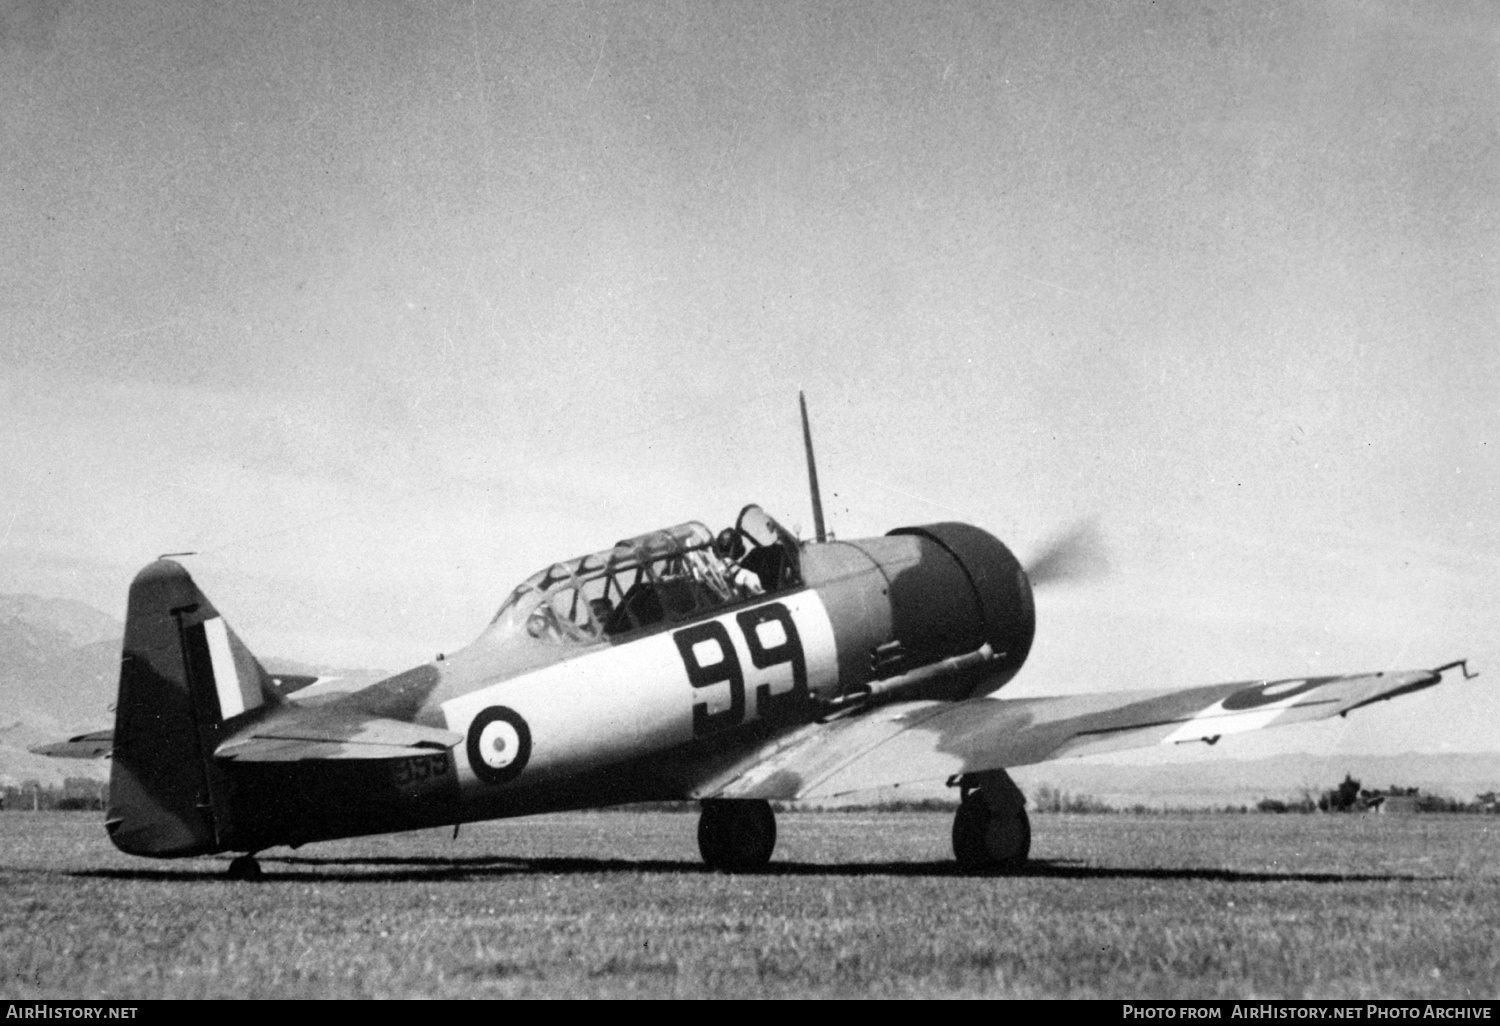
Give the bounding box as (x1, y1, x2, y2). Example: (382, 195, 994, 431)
(951, 794, 1030, 873)
(698, 799, 777, 871)
(226, 854, 263, 881)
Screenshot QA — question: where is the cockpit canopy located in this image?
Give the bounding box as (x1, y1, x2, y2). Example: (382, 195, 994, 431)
(490, 505, 801, 646)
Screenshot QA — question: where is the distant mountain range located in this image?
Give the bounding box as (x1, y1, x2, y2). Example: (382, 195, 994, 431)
(0, 595, 124, 732)
(1009, 752, 1500, 808)
(0, 591, 382, 786)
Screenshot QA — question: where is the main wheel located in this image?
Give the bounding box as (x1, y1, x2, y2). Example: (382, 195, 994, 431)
(952, 794, 1031, 873)
(226, 854, 263, 881)
(698, 799, 777, 872)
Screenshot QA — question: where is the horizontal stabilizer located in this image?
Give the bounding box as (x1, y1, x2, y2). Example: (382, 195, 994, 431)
(32, 729, 114, 760)
(267, 673, 326, 697)
(215, 714, 461, 763)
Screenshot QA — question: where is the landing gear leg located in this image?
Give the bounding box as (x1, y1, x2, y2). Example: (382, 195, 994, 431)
(226, 854, 263, 880)
(698, 799, 777, 872)
(952, 770, 1031, 873)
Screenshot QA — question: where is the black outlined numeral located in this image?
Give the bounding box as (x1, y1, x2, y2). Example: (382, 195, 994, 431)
(675, 621, 745, 737)
(677, 602, 805, 738)
(736, 603, 808, 723)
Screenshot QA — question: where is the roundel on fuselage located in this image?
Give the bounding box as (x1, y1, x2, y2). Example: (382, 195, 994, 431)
(466, 706, 532, 785)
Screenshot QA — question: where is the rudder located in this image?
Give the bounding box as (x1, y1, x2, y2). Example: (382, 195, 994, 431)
(107, 560, 279, 857)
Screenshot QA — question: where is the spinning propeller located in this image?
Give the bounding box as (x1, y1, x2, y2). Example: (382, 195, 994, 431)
(1025, 518, 1108, 588)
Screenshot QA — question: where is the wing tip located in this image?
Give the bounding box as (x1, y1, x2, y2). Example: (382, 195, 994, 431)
(1432, 658, 1479, 681)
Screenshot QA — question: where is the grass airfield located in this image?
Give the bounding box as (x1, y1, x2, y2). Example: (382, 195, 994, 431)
(1, 810, 1496, 1000)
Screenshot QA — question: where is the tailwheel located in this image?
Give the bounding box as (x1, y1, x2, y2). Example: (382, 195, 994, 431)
(226, 854, 263, 881)
(952, 793, 1031, 873)
(698, 799, 777, 872)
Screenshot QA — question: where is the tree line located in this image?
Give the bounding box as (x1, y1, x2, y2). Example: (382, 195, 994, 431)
(1, 779, 108, 811)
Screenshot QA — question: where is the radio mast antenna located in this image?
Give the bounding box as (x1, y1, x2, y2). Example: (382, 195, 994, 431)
(799, 390, 828, 543)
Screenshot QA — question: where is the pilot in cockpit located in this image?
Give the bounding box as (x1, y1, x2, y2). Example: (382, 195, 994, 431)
(714, 527, 766, 597)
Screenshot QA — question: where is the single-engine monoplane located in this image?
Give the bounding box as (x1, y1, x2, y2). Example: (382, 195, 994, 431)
(38, 396, 1475, 878)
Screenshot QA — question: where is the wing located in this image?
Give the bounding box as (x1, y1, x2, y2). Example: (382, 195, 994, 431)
(698, 663, 1467, 801)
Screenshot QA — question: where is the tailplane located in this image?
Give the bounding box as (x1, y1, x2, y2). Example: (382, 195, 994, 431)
(107, 560, 280, 857)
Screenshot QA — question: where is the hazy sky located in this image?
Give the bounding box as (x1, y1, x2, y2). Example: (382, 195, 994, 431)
(2, 2, 1496, 755)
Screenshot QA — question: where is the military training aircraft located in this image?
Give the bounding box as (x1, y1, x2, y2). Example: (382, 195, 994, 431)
(39, 395, 1476, 879)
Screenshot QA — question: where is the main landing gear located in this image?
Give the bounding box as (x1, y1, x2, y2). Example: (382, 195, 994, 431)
(951, 770, 1031, 873)
(226, 854, 263, 880)
(698, 799, 777, 872)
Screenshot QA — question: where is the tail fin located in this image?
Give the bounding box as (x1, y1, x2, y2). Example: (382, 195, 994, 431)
(107, 560, 280, 857)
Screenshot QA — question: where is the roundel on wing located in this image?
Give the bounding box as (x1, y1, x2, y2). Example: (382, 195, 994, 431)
(466, 706, 532, 785)
(1221, 677, 1327, 711)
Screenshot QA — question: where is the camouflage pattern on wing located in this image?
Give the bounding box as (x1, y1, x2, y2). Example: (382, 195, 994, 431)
(214, 709, 461, 762)
(705, 668, 1445, 801)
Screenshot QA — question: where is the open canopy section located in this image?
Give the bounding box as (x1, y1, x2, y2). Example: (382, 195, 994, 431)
(489, 506, 802, 646)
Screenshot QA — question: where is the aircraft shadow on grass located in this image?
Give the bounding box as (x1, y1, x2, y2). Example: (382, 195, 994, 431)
(68, 855, 1439, 886)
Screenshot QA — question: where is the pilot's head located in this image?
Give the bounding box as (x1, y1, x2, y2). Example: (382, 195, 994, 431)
(714, 527, 746, 561)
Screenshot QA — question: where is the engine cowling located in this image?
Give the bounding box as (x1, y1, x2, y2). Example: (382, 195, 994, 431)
(800, 522, 1035, 701)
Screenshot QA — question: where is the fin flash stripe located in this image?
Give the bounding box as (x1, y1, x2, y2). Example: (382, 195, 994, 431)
(203, 617, 258, 720)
